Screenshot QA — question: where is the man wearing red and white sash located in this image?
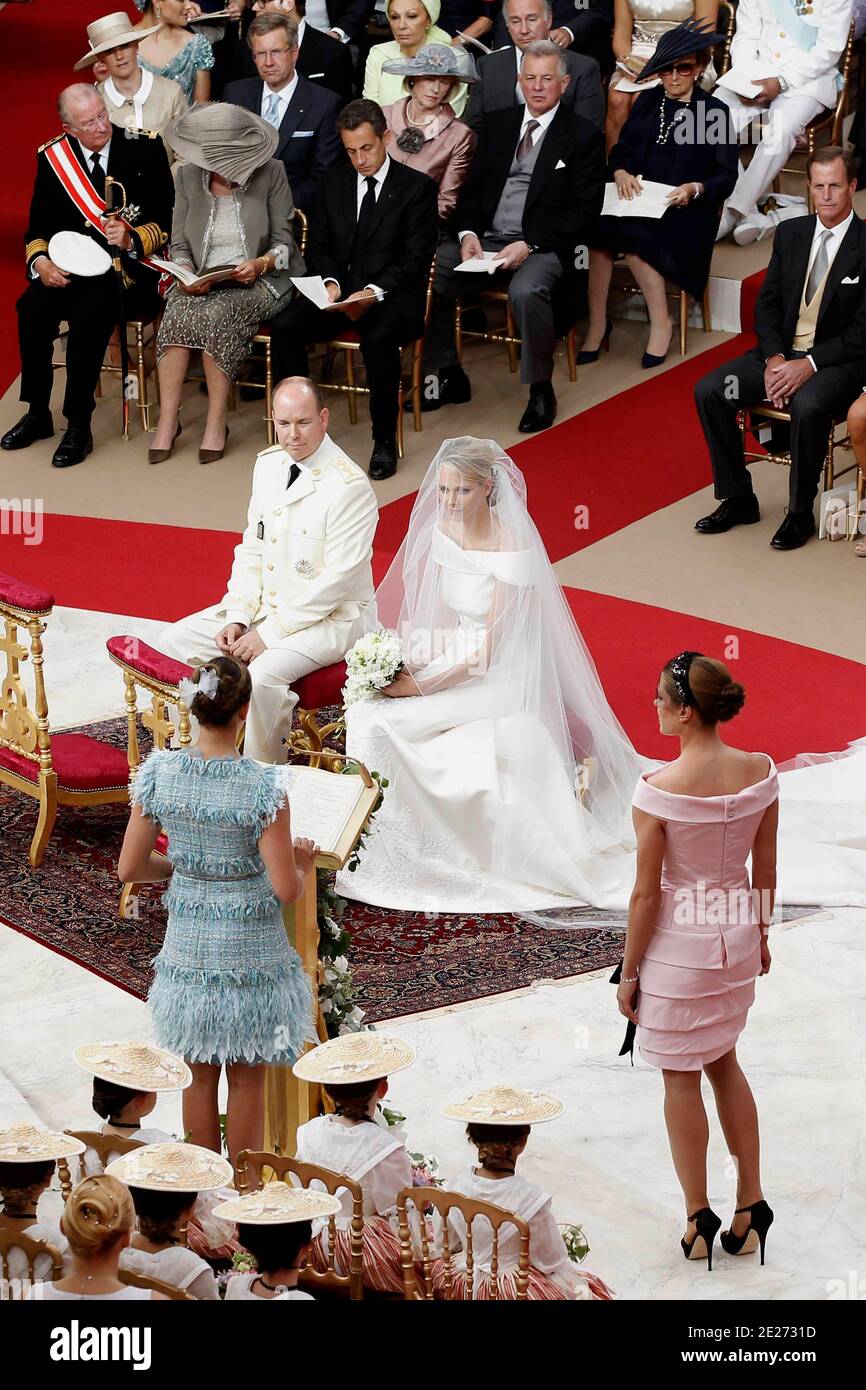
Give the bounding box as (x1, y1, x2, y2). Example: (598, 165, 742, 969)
(1, 84, 173, 467)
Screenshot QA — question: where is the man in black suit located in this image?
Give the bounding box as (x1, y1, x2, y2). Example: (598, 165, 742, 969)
(695, 149, 866, 551)
(422, 41, 604, 432)
(491, 0, 614, 79)
(465, 0, 604, 134)
(270, 99, 438, 479)
(225, 12, 342, 211)
(231, 1, 355, 101)
(0, 84, 173, 468)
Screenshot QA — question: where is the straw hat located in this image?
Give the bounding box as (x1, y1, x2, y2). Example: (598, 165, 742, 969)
(292, 1032, 415, 1085)
(442, 1086, 564, 1125)
(73, 1042, 193, 1093)
(382, 42, 478, 86)
(163, 103, 279, 187)
(213, 1182, 341, 1225)
(106, 1143, 234, 1193)
(74, 11, 162, 70)
(0, 1123, 86, 1164)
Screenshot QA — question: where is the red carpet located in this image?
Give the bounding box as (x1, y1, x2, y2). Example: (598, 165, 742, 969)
(0, 1, 111, 392)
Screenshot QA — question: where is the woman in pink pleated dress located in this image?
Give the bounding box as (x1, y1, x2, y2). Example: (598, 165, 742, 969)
(616, 652, 778, 1272)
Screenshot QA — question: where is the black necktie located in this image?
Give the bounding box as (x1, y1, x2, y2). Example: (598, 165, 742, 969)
(354, 175, 378, 246)
(89, 151, 105, 196)
(286, 463, 300, 490)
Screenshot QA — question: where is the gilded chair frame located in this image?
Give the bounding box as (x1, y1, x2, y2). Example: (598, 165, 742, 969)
(237, 208, 309, 444)
(738, 405, 862, 539)
(396, 1185, 531, 1301)
(57, 1132, 145, 1198)
(0, 1227, 64, 1292)
(454, 289, 579, 381)
(235, 1148, 365, 1300)
(0, 593, 129, 867)
(119, 1267, 199, 1300)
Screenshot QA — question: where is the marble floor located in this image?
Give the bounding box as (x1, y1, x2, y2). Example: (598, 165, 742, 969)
(2, 903, 864, 1302)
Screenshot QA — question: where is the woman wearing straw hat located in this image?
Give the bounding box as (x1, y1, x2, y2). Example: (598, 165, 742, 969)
(150, 102, 305, 464)
(365, 0, 469, 118)
(382, 43, 477, 224)
(75, 12, 188, 141)
(133, 0, 215, 104)
(26, 1174, 164, 1301)
(107, 1142, 234, 1299)
(438, 1087, 615, 1300)
(0, 1124, 86, 1284)
(292, 1033, 417, 1293)
(214, 1184, 342, 1299)
(74, 1041, 192, 1176)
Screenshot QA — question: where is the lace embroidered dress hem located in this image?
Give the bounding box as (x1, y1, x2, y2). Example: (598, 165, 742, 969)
(131, 749, 313, 1066)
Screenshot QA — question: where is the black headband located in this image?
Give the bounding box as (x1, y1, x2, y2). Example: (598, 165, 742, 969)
(667, 650, 699, 707)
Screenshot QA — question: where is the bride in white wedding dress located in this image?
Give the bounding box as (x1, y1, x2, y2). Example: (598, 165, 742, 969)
(336, 437, 866, 916)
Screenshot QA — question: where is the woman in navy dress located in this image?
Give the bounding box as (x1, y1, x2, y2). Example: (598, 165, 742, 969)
(581, 20, 737, 367)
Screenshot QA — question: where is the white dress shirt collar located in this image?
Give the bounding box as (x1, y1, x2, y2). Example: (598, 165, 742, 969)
(812, 209, 854, 256)
(519, 103, 559, 139)
(356, 155, 391, 207)
(104, 66, 153, 110)
(79, 139, 111, 172)
(292, 433, 333, 472)
(297, 17, 306, 44)
(263, 69, 299, 114)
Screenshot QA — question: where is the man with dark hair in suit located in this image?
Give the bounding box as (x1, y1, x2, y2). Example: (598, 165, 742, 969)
(421, 41, 604, 433)
(466, 0, 604, 134)
(0, 84, 173, 468)
(230, 0, 355, 101)
(225, 12, 342, 211)
(694, 149, 866, 551)
(269, 98, 438, 479)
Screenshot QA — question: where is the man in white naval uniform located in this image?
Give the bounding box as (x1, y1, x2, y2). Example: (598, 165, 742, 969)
(159, 376, 378, 762)
(715, 0, 852, 242)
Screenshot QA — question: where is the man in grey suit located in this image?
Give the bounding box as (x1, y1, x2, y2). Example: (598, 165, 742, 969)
(463, 0, 604, 135)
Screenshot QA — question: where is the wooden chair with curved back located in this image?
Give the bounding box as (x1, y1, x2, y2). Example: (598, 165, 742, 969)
(57, 1131, 145, 1199)
(235, 1148, 365, 1300)
(0, 1227, 64, 1296)
(119, 1267, 199, 1300)
(241, 208, 310, 443)
(396, 1186, 531, 1301)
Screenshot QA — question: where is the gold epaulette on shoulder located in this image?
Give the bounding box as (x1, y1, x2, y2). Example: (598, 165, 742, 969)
(37, 134, 63, 154)
(331, 454, 365, 483)
(140, 129, 159, 139)
(258, 443, 285, 457)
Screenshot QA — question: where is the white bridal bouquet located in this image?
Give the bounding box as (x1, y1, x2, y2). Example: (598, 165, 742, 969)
(343, 629, 404, 707)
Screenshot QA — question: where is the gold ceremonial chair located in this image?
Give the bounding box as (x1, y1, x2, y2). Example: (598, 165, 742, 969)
(716, 1, 735, 77)
(0, 578, 132, 867)
(396, 1186, 531, 1301)
(0, 1228, 64, 1294)
(52, 311, 164, 437)
(235, 1149, 366, 1300)
(738, 404, 862, 538)
(454, 288, 579, 381)
(238, 209, 310, 444)
(611, 258, 712, 358)
(57, 1132, 145, 1198)
(772, 22, 856, 209)
(119, 1267, 199, 1300)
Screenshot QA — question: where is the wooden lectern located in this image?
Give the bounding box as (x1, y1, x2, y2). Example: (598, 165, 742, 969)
(263, 755, 381, 1156)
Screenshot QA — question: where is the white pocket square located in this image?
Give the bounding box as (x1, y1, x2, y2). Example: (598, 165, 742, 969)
(554, 159, 566, 170)
(291, 130, 315, 138)
(841, 275, 860, 284)
(308, 72, 325, 78)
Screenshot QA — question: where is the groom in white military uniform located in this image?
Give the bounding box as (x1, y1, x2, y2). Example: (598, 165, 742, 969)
(715, 0, 852, 242)
(159, 376, 378, 762)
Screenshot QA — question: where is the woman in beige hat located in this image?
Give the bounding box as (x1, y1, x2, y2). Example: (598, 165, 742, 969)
(292, 1033, 417, 1293)
(381, 43, 477, 224)
(75, 12, 187, 140)
(133, 0, 215, 104)
(107, 1143, 234, 1299)
(0, 1125, 86, 1284)
(27, 1174, 165, 1301)
(214, 1184, 342, 1300)
(150, 102, 305, 463)
(74, 1041, 191, 1177)
(438, 1086, 615, 1300)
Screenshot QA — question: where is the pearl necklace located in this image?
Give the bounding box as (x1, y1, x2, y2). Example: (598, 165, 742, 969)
(407, 99, 441, 130)
(656, 95, 689, 145)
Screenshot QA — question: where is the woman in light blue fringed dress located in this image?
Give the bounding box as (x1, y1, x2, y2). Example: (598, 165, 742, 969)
(118, 656, 318, 1165)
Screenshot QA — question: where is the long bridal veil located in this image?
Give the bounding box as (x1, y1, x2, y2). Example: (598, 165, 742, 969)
(371, 437, 648, 902)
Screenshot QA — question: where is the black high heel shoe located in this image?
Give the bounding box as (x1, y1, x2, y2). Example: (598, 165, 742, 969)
(720, 1199, 774, 1265)
(681, 1207, 722, 1272)
(576, 317, 612, 365)
(641, 324, 674, 369)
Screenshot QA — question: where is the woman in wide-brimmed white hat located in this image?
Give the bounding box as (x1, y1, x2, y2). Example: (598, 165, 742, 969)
(150, 102, 305, 464)
(292, 1033, 417, 1294)
(0, 1125, 86, 1284)
(382, 43, 477, 224)
(215, 1184, 342, 1300)
(436, 1086, 615, 1300)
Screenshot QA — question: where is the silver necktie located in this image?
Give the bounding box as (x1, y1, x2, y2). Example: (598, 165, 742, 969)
(805, 228, 832, 304)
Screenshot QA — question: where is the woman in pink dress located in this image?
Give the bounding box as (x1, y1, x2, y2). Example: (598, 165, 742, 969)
(616, 651, 778, 1272)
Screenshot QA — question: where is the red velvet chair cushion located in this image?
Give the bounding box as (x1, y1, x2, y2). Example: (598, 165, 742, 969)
(0, 734, 129, 791)
(293, 661, 347, 710)
(106, 636, 193, 687)
(0, 572, 54, 614)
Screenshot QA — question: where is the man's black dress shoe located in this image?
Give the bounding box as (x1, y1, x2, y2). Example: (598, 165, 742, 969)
(51, 426, 93, 469)
(770, 510, 816, 550)
(518, 381, 556, 433)
(369, 439, 397, 481)
(1, 411, 54, 450)
(695, 496, 760, 533)
(408, 365, 472, 414)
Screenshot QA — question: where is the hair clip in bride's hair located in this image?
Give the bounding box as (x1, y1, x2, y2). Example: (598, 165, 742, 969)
(179, 666, 220, 708)
(488, 466, 500, 506)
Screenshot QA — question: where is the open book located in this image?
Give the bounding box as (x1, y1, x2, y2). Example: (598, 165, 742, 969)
(456, 31, 492, 54)
(149, 256, 243, 289)
(291, 274, 382, 311)
(602, 179, 677, 219)
(278, 763, 380, 867)
(715, 65, 764, 99)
